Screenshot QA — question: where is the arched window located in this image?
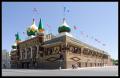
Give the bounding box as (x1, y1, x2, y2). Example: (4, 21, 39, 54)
(66, 44, 70, 51)
(32, 46, 37, 58)
(85, 62, 87, 67)
(22, 49, 25, 59)
(45, 48, 48, 55)
(78, 48, 81, 54)
(54, 46, 60, 54)
(27, 48, 31, 59)
(90, 63, 92, 67)
(95, 63, 96, 66)
(74, 47, 79, 53)
(83, 48, 88, 55)
(49, 48, 52, 55)
(70, 46, 74, 52)
(39, 46, 43, 51)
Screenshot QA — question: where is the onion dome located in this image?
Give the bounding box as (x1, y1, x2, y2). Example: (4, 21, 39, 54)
(27, 19, 38, 36)
(12, 43, 17, 49)
(58, 18, 71, 33)
(38, 18, 44, 33)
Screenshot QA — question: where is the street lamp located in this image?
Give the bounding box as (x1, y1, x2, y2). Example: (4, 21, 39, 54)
(59, 52, 63, 70)
(59, 60, 61, 69)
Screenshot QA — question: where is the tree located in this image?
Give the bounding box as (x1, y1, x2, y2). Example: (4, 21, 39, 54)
(112, 59, 118, 65)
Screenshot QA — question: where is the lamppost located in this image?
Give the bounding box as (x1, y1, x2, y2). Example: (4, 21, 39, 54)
(59, 59, 62, 69)
(59, 52, 63, 70)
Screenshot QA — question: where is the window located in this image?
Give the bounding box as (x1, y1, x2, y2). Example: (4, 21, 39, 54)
(49, 48, 52, 55)
(83, 48, 88, 55)
(95, 63, 96, 66)
(66, 44, 70, 51)
(56, 47, 60, 54)
(32, 46, 37, 58)
(85, 62, 87, 67)
(78, 48, 81, 54)
(40, 53, 43, 57)
(45, 48, 49, 55)
(90, 63, 92, 67)
(27, 48, 31, 59)
(70, 46, 74, 52)
(74, 47, 77, 53)
(39, 46, 44, 51)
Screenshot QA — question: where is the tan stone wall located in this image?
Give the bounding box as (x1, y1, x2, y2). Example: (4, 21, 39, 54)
(65, 51, 105, 68)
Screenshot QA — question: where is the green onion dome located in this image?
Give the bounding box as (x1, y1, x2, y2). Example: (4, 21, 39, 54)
(12, 43, 17, 49)
(27, 19, 38, 36)
(58, 18, 71, 33)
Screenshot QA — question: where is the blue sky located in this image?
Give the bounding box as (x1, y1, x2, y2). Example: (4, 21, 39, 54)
(2, 2, 118, 60)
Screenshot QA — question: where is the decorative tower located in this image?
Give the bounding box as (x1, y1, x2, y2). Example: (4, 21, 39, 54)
(11, 32, 21, 50)
(37, 18, 45, 42)
(15, 32, 21, 44)
(11, 43, 17, 50)
(27, 18, 38, 37)
(58, 18, 72, 37)
(38, 18, 44, 33)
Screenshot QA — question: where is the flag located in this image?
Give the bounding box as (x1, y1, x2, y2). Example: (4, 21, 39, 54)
(33, 8, 38, 14)
(74, 26, 77, 30)
(64, 7, 66, 12)
(102, 44, 106, 46)
(33, 8, 37, 12)
(95, 38, 98, 41)
(64, 7, 69, 13)
(46, 23, 51, 28)
(74, 25, 79, 30)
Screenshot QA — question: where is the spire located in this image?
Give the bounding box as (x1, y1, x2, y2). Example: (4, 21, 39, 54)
(61, 17, 69, 27)
(31, 18, 37, 30)
(15, 32, 21, 41)
(63, 17, 65, 22)
(38, 18, 44, 33)
(32, 18, 35, 25)
(15, 32, 21, 44)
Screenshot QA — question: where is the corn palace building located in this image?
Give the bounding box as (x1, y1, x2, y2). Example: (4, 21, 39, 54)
(10, 18, 113, 69)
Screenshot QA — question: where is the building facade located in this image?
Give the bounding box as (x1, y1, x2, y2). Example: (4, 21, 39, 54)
(10, 18, 113, 69)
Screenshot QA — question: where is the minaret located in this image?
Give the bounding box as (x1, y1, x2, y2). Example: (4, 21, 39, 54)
(37, 18, 45, 42)
(38, 18, 44, 33)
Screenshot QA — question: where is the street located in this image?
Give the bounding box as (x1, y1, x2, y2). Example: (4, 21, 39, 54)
(2, 66, 118, 76)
